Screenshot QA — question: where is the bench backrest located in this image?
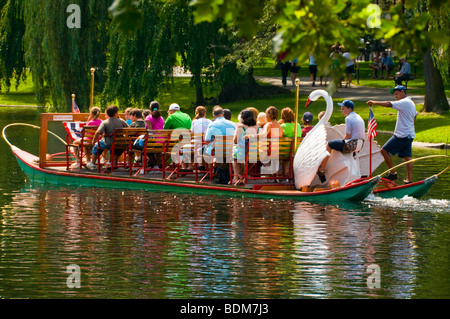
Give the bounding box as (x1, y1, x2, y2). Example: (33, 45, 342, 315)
(113, 128, 148, 151)
(146, 129, 173, 153)
(80, 125, 100, 148)
(245, 136, 302, 163)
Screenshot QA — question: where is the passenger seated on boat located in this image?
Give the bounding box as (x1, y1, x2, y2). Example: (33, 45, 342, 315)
(187, 106, 211, 170)
(87, 105, 129, 171)
(317, 100, 365, 183)
(129, 108, 146, 128)
(279, 107, 302, 178)
(124, 107, 133, 126)
(143, 101, 164, 169)
(231, 109, 259, 185)
(251, 106, 284, 176)
(203, 106, 237, 184)
(301, 111, 314, 137)
(70, 107, 102, 169)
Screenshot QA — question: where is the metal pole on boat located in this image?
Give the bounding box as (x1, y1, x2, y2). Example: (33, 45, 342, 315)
(293, 78, 300, 151)
(90, 67, 95, 108)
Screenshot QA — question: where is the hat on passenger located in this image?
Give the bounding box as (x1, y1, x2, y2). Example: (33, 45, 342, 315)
(169, 103, 180, 111)
(338, 100, 355, 109)
(302, 112, 313, 123)
(393, 85, 407, 93)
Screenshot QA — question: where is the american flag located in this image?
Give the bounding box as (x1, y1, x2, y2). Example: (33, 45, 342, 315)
(63, 122, 86, 141)
(368, 107, 377, 138)
(72, 98, 80, 113)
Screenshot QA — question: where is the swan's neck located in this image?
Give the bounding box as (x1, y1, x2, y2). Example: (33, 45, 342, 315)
(317, 93, 333, 126)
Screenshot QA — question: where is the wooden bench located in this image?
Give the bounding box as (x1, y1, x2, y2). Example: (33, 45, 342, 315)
(166, 131, 205, 181)
(65, 125, 99, 170)
(238, 136, 302, 185)
(143, 129, 175, 178)
(404, 74, 415, 89)
(109, 128, 148, 175)
(199, 135, 234, 183)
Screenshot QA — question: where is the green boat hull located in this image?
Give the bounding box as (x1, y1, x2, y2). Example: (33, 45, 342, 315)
(13, 147, 379, 202)
(374, 176, 437, 199)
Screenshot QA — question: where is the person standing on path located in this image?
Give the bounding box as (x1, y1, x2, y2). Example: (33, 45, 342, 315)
(366, 85, 417, 184)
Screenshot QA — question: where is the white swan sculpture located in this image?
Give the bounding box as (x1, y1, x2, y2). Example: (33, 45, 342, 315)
(293, 89, 332, 189)
(293, 89, 384, 189)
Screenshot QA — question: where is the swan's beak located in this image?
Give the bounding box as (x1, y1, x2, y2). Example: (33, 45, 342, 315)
(305, 99, 313, 108)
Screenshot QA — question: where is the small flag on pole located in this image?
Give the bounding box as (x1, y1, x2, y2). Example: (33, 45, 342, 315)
(72, 97, 80, 114)
(368, 107, 377, 138)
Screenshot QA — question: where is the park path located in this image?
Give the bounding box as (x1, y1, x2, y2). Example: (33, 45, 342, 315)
(254, 75, 428, 105)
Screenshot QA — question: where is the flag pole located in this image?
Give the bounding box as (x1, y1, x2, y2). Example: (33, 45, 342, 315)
(293, 78, 300, 151)
(369, 134, 373, 178)
(71, 93, 75, 113)
(90, 67, 95, 108)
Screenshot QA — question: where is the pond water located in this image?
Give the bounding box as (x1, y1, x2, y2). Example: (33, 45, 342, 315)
(0, 107, 449, 299)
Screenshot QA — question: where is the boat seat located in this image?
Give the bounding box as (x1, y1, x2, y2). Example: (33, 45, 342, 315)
(166, 131, 205, 181)
(143, 129, 174, 178)
(238, 136, 302, 185)
(109, 128, 148, 175)
(65, 125, 99, 170)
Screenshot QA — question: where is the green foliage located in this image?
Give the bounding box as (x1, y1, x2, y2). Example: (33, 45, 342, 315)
(0, 0, 26, 92)
(109, 0, 144, 34)
(22, 0, 109, 111)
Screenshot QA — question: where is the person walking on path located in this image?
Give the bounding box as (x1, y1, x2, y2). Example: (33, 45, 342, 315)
(366, 85, 417, 184)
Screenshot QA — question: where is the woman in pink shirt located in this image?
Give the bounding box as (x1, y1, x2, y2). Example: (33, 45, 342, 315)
(70, 107, 103, 169)
(145, 101, 165, 130)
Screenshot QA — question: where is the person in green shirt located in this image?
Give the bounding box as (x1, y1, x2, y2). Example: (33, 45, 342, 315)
(163, 103, 192, 130)
(279, 107, 301, 138)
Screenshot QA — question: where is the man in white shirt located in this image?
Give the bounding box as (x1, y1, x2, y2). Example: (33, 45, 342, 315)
(367, 85, 417, 184)
(317, 100, 365, 183)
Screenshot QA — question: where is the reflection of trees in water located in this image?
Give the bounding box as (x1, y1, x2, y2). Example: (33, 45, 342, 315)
(3, 187, 447, 298)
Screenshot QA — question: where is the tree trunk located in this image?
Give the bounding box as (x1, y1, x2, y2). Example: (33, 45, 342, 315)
(422, 47, 450, 114)
(195, 84, 204, 106)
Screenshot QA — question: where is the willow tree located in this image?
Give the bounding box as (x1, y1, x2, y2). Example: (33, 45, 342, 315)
(104, 0, 225, 107)
(0, 0, 26, 92)
(102, 1, 162, 107)
(22, 0, 109, 111)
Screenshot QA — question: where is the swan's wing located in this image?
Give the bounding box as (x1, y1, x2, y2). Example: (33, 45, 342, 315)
(327, 123, 345, 140)
(293, 124, 329, 189)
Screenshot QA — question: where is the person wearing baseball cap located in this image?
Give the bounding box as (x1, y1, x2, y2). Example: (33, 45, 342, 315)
(317, 99, 365, 183)
(367, 85, 417, 184)
(301, 111, 314, 137)
(163, 103, 192, 130)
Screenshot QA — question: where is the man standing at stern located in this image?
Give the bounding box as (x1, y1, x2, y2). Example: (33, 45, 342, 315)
(367, 85, 417, 184)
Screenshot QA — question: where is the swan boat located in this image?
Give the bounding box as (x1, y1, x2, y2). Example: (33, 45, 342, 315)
(2, 113, 380, 203)
(295, 89, 447, 200)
